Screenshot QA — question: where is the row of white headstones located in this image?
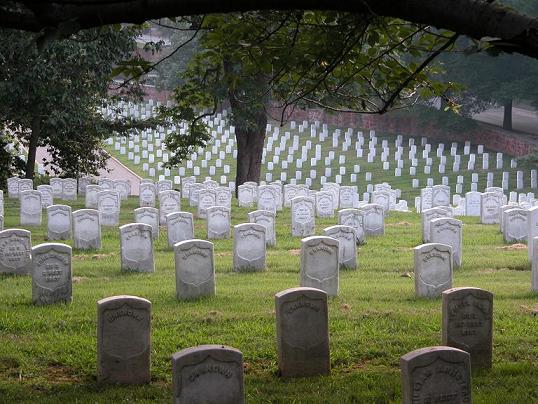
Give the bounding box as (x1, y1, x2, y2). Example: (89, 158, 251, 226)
(104, 101, 536, 193)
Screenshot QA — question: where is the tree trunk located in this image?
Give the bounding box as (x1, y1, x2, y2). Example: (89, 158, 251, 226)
(503, 99, 513, 131)
(25, 113, 41, 179)
(234, 115, 267, 196)
(223, 58, 270, 196)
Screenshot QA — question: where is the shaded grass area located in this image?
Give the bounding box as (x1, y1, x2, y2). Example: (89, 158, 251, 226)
(1, 197, 538, 403)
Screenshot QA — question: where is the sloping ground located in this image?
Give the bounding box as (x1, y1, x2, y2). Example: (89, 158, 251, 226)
(35, 146, 142, 195)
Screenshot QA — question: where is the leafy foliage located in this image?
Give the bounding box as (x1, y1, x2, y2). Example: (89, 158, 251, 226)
(158, 11, 460, 169)
(0, 26, 138, 178)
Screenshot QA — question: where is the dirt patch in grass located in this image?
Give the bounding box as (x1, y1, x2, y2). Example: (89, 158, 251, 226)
(386, 221, 412, 227)
(0, 357, 21, 380)
(72, 276, 89, 283)
(45, 362, 81, 384)
(288, 249, 301, 256)
(520, 305, 538, 316)
(73, 253, 116, 261)
(215, 252, 232, 257)
(496, 243, 527, 250)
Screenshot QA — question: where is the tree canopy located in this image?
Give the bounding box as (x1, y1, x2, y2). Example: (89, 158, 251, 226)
(0, 26, 138, 179)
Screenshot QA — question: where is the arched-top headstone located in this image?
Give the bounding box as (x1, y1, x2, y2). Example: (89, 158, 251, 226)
(97, 295, 151, 384)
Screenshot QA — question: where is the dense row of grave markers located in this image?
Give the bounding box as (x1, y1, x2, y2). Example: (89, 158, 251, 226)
(0, 158, 536, 401)
(104, 102, 537, 209)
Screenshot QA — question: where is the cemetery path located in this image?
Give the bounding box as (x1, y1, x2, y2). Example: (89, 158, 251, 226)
(98, 152, 142, 196)
(474, 104, 538, 137)
(36, 147, 142, 195)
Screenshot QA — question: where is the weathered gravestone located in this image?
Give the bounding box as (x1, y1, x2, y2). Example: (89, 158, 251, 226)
(72, 209, 101, 249)
(498, 203, 518, 233)
(119, 223, 154, 273)
(139, 182, 156, 207)
(430, 217, 463, 267)
(503, 208, 528, 243)
(0, 190, 3, 217)
(258, 185, 278, 213)
(37, 185, 54, 208)
(97, 295, 151, 384)
(248, 210, 276, 246)
(181, 176, 195, 199)
(324, 225, 357, 270)
(20, 190, 42, 226)
(47, 204, 72, 240)
(0, 215, 3, 231)
(300, 236, 339, 296)
(528, 207, 538, 262)
(372, 190, 391, 213)
(174, 239, 215, 300)
(78, 176, 91, 195)
(97, 190, 121, 226)
(420, 187, 433, 211)
(215, 187, 232, 209)
(400, 346, 471, 404)
(465, 191, 481, 217)
(291, 196, 315, 237)
(480, 191, 503, 224)
(132, 208, 158, 241)
(323, 182, 340, 210)
(338, 208, 365, 244)
(188, 183, 204, 207)
(50, 178, 63, 197)
(203, 179, 219, 189)
(284, 184, 308, 207)
(85, 185, 102, 209)
(421, 207, 453, 243)
(275, 287, 330, 378)
(339, 186, 356, 209)
(270, 183, 283, 211)
(233, 223, 266, 272)
(0, 229, 32, 275)
(114, 179, 131, 201)
(238, 184, 256, 208)
(167, 212, 194, 247)
(315, 191, 335, 218)
(207, 206, 231, 239)
(159, 190, 181, 224)
(359, 203, 385, 236)
(442, 287, 493, 369)
(99, 177, 114, 190)
(197, 189, 217, 219)
(172, 345, 244, 404)
(432, 184, 451, 207)
(62, 178, 78, 200)
(157, 179, 173, 195)
(18, 178, 33, 194)
(414, 243, 453, 298)
(32, 243, 72, 305)
(7, 177, 20, 198)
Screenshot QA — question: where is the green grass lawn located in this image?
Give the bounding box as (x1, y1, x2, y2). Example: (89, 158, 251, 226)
(1, 196, 538, 403)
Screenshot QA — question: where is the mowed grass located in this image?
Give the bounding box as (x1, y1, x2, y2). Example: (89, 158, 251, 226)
(1, 196, 538, 403)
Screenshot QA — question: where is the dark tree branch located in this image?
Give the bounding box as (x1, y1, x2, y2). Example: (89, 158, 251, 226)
(1, 1, 538, 59)
(379, 33, 459, 113)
